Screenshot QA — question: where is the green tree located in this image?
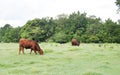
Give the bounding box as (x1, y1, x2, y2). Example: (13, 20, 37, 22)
(68, 11, 87, 35)
(52, 11, 88, 43)
(0, 24, 13, 42)
(1, 26, 21, 42)
(115, 0, 120, 10)
(1, 11, 120, 43)
(82, 16, 103, 43)
(20, 18, 55, 42)
(104, 19, 118, 43)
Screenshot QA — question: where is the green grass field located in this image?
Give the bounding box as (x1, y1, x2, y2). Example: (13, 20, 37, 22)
(0, 43, 120, 75)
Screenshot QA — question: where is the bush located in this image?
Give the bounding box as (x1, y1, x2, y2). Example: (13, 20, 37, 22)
(88, 35, 99, 43)
(51, 32, 71, 43)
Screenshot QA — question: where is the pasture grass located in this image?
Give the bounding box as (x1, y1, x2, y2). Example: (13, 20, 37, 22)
(0, 43, 120, 75)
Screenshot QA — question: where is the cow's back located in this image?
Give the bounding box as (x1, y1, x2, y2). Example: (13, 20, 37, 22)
(71, 38, 80, 46)
(19, 38, 32, 49)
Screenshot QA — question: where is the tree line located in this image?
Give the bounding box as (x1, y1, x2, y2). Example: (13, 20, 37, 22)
(0, 11, 120, 43)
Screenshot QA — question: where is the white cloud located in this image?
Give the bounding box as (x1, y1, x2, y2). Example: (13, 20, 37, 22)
(0, 0, 119, 27)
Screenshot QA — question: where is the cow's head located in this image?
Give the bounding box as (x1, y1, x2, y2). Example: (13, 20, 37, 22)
(38, 49, 43, 55)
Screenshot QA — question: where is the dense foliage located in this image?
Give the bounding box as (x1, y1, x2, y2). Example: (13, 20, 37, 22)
(116, 0, 120, 10)
(0, 11, 120, 43)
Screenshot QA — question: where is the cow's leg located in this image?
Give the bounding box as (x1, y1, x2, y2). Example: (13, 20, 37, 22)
(30, 49, 32, 54)
(21, 47, 25, 54)
(33, 50, 37, 55)
(19, 47, 21, 54)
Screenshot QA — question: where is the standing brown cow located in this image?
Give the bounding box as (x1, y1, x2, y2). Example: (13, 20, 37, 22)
(19, 38, 43, 55)
(71, 38, 80, 46)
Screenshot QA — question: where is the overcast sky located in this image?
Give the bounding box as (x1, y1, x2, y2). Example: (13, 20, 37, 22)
(0, 0, 119, 27)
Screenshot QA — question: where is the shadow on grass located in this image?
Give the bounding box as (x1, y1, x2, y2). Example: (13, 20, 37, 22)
(82, 72, 103, 75)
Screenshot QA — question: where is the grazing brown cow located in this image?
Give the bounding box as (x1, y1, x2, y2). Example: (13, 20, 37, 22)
(19, 38, 43, 55)
(71, 38, 80, 46)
